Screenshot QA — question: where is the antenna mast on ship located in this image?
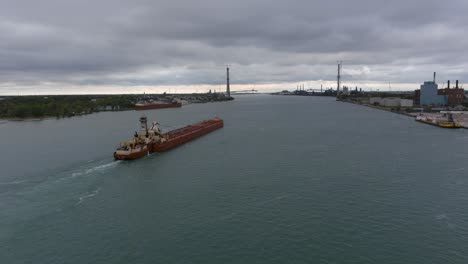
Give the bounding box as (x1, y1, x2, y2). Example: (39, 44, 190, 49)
(139, 116, 148, 134)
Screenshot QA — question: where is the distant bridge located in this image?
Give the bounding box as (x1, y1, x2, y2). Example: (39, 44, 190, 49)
(231, 89, 258, 94)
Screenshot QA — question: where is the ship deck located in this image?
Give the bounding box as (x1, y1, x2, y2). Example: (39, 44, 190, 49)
(165, 119, 223, 139)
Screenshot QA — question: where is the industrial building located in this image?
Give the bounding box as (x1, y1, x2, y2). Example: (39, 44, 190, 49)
(342, 87, 349, 95)
(419, 81, 447, 106)
(370, 97, 413, 107)
(399, 99, 414, 107)
(414, 73, 465, 106)
(438, 80, 465, 105)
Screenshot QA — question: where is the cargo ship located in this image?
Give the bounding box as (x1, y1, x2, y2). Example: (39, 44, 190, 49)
(416, 113, 462, 128)
(134, 100, 182, 111)
(114, 116, 223, 160)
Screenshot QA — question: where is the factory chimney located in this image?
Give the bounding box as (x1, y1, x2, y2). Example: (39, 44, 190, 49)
(433, 72, 436, 83)
(456, 80, 459, 89)
(447, 80, 450, 89)
(337, 62, 342, 91)
(226, 65, 230, 97)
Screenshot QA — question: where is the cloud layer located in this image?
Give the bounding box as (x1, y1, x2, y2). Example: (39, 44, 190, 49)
(1, 0, 468, 94)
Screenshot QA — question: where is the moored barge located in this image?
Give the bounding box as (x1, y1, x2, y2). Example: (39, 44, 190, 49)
(135, 101, 182, 111)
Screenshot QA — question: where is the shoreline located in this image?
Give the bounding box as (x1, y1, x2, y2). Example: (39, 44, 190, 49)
(338, 99, 468, 129)
(0, 97, 234, 122)
(1, 109, 133, 122)
(339, 99, 414, 117)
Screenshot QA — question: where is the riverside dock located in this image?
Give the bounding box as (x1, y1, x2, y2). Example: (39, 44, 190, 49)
(339, 99, 468, 129)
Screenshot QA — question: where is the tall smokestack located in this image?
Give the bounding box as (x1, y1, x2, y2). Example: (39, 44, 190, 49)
(226, 66, 230, 97)
(456, 80, 459, 89)
(447, 80, 450, 89)
(337, 62, 341, 91)
(433, 72, 436, 83)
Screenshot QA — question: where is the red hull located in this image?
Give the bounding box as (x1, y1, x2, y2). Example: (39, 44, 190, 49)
(150, 118, 224, 152)
(135, 102, 181, 111)
(114, 118, 223, 160)
(113, 148, 148, 160)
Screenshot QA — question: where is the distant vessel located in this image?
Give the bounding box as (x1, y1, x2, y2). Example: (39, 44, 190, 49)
(416, 113, 462, 128)
(134, 100, 181, 111)
(114, 116, 224, 160)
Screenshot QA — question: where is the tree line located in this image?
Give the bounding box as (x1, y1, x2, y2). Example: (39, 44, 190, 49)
(0, 95, 138, 119)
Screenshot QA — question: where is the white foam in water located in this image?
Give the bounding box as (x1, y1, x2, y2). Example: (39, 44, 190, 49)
(76, 187, 101, 205)
(448, 167, 465, 173)
(436, 214, 448, 220)
(71, 161, 121, 178)
(55, 160, 121, 183)
(435, 214, 456, 229)
(0, 180, 27, 185)
(71, 172, 83, 177)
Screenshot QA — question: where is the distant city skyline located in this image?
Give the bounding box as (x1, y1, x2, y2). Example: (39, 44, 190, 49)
(1, 0, 467, 95)
(2, 80, 460, 96)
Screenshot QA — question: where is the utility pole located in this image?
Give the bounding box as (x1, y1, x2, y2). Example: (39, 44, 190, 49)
(226, 65, 231, 97)
(337, 61, 342, 92)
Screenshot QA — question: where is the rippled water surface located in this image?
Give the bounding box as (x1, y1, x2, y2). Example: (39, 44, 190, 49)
(1, 95, 468, 263)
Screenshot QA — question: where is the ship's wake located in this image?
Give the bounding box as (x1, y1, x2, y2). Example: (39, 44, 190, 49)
(53, 160, 121, 184)
(448, 167, 465, 173)
(76, 187, 101, 205)
(71, 161, 121, 178)
(0, 180, 27, 185)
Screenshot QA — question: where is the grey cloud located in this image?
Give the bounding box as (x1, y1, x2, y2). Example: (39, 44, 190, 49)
(0, 0, 468, 93)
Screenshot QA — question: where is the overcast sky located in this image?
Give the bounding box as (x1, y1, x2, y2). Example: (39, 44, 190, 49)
(1, 0, 467, 94)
